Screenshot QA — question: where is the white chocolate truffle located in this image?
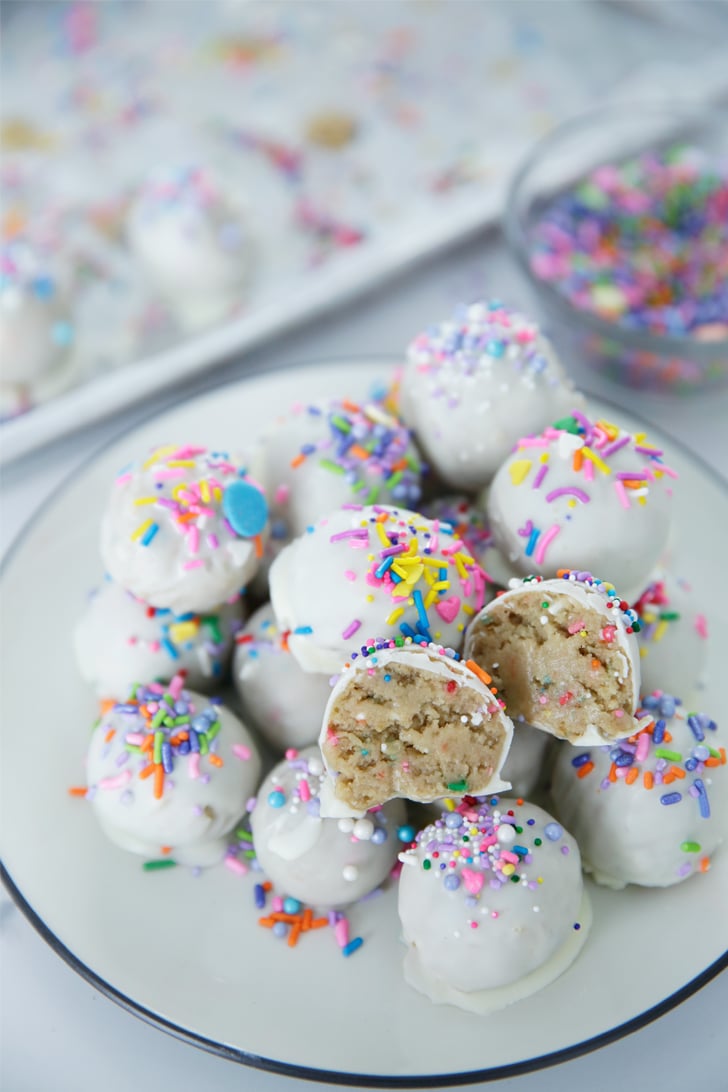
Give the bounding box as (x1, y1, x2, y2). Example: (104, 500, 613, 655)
(253, 396, 424, 546)
(550, 692, 728, 888)
(74, 578, 245, 698)
(421, 494, 516, 589)
(320, 639, 513, 811)
(398, 797, 589, 1012)
(502, 721, 553, 799)
(0, 239, 74, 392)
(250, 746, 406, 907)
(100, 444, 268, 614)
(127, 166, 252, 326)
(464, 571, 643, 745)
(269, 504, 493, 675)
(633, 571, 708, 703)
(85, 679, 261, 867)
(401, 300, 583, 492)
(232, 603, 332, 752)
(486, 410, 675, 599)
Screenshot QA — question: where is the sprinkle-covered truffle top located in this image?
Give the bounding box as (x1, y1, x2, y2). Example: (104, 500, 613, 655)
(503, 569, 641, 633)
(407, 299, 556, 388)
(400, 795, 575, 908)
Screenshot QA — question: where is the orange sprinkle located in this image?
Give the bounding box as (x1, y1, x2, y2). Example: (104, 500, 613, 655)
(160, 845, 173, 855)
(623, 480, 647, 489)
(139, 762, 155, 780)
(290, 453, 306, 469)
(104, 728, 116, 744)
(516, 798, 524, 806)
(302, 908, 313, 930)
(342, 399, 361, 413)
(208, 754, 223, 768)
(720, 747, 727, 765)
(176, 512, 197, 523)
(608, 762, 617, 783)
(572, 449, 583, 472)
(663, 772, 675, 785)
(141, 734, 154, 753)
(464, 659, 492, 686)
(262, 881, 273, 891)
(705, 756, 721, 767)
(577, 761, 595, 779)
(68, 786, 87, 797)
(700, 857, 711, 873)
(625, 767, 638, 785)
(258, 917, 275, 929)
(310, 918, 329, 929)
(392, 458, 409, 472)
(375, 511, 389, 523)
(99, 698, 117, 717)
(591, 658, 602, 670)
(669, 765, 686, 779)
(153, 763, 165, 799)
(288, 922, 302, 947)
(254, 533, 264, 558)
(664, 730, 673, 743)
(349, 444, 370, 461)
(643, 771, 654, 789)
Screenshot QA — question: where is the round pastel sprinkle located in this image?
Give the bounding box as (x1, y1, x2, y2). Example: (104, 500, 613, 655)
(223, 479, 269, 537)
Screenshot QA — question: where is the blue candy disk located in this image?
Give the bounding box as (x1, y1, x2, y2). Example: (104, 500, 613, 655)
(222, 480, 268, 538)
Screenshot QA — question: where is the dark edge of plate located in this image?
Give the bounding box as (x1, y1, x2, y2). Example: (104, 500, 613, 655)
(1, 356, 728, 1087)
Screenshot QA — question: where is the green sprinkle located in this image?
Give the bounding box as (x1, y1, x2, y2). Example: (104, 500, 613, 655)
(654, 748, 683, 762)
(423, 859, 432, 870)
(515, 826, 523, 834)
(173, 715, 190, 727)
(243, 849, 257, 859)
(124, 744, 142, 754)
(386, 470, 404, 489)
(142, 859, 178, 871)
(661, 611, 680, 622)
(360, 749, 369, 756)
(534, 838, 542, 846)
(198, 732, 209, 755)
(681, 841, 701, 853)
(510, 874, 520, 883)
(206, 719, 221, 742)
(202, 616, 223, 644)
(330, 415, 351, 434)
(447, 780, 468, 792)
(552, 415, 582, 434)
(151, 708, 166, 730)
(153, 730, 163, 764)
(235, 828, 253, 842)
(319, 458, 346, 475)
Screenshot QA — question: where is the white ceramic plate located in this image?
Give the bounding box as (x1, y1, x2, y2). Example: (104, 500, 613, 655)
(1, 360, 727, 1086)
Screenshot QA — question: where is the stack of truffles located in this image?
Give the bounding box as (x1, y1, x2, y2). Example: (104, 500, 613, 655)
(73, 300, 726, 1013)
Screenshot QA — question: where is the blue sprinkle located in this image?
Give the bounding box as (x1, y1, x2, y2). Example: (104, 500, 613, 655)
(268, 790, 286, 809)
(161, 637, 179, 660)
(397, 824, 416, 843)
(283, 897, 302, 914)
(188, 729, 200, 754)
(544, 822, 563, 841)
(512, 845, 529, 857)
(653, 719, 666, 744)
(571, 753, 592, 768)
(445, 812, 463, 829)
(342, 937, 364, 958)
(660, 792, 682, 806)
(371, 827, 387, 845)
(222, 480, 268, 538)
(254, 884, 266, 909)
(525, 527, 540, 557)
(443, 873, 461, 891)
(272, 921, 288, 938)
(687, 715, 705, 742)
(294, 626, 313, 635)
(694, 778, 711, 818)
(140, 522, 159, 547)
(614, 752, 634, 768)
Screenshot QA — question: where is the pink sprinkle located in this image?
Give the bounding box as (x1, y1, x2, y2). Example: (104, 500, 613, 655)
(224, 857, 248, 876)
(695, 614, 708, 639)
(469, 921, 479, 929)
(233, 744, 251, 761)
(636, 731, 650, 762)
(330, 529, 369, 543)
(614, 480, 630, 510)
(342, 619, 361, 640)
(168, 673, 185, 699)
(272, 895, 284, 913)
(615, 765, 629, 779)
(126, 636, 137, 646)
(187, 526, 200, 555)
(480, 834, 497, 848)
(613, 709, 625, 718)
(335, 918, 350, 948)
(274, 484, 290, 505)
(149, 640, 161, 652)
(153, 468, 185, 479)
(207, 533, 219, 549)
(98, 770, 132, 791)
(545, 487, 590, 504)
(170, 446, 206, 459)
(534, 523, 560, 566)
(344, 569, 357, 582)
(115, 473, 133, 486)
(567, 620, 585, 635)
(183, 559, 204, 570)
(189, 753, 201, 779)
(601, 625, 617, 643)
(538, 695, 548, 705)
(583, 458, 594, 482)
(500, 850, 519, 864)
(657, 463, 678, 480)
(299, 779, 311, 802)
(125, 733, 145, 745)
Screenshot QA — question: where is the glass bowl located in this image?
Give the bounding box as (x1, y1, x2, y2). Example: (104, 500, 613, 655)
(505, 101, 728, 394)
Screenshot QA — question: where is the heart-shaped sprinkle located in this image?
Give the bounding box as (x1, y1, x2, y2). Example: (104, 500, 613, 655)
(435, 596, 461, 623)
(461, 868, 484, 896)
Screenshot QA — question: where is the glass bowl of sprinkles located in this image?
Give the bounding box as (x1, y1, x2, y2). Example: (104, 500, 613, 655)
(505, 101, 728, 393)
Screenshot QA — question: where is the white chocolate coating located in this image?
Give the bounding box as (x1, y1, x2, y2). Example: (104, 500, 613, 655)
(633, 570, 708, 703)
(74, 578, 245, 698)
(269, 504, 492, 675)
(502, 720, 553, 799)
(422, 493, 519, 590)
(486, 411, 675, 599)
(401, 300, 583, 492)
(550, 693, 728, 889)
(86, 684, 261, 867)
(127, 166, 252, 326)
(464, 573, 643, 746)
(398, 797, 587, 1006)
(320, 641, 513, 807)
(253, 397, 424, 545)
(232, 603, 332, 753)
(0, 239, 74, 387)
(100, 444, 268, 614)
(250, 747, 406, 907)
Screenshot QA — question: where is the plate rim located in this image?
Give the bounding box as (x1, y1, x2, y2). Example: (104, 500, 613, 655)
(2, 356, 728, 1086)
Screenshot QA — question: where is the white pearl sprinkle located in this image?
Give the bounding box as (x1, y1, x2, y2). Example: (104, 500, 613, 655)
(342, 864, 359, 882)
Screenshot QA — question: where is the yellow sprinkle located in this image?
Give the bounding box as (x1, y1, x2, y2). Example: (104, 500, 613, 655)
(168, 621, 199, 643)
(422, 556, 446, 568)
(386, 607, 405, 626)
(366, 594, 374, 602)
(635, 431, 646, 443)
(199, 480, 210, 503)
(431, 580, 449, 591)
(434, 629, 442, 639)
(502, 863, 516, 876)
(424, 588, 438, 609)
(461, 603, 475, 615)
(568, 499, 576, 508)
(638, 496, 646, 506)
(459, 554, 475, 567)
(457, 623, 464, 631)
(654, 621, 668, 643)
(166, 460, 196, 468)
(581, 447, 611, 475)
(133, 496, 158, 506)
(131, 518, 152, 541)
(172, 484, 186, 500)
(639, 648, 648, 659)
(212, 486, 222, 502)
(539, 453, 550, 464)
(375, 522, 390, 548)
(443, 798, 456, 811)
(537, 876, 544, 884)
(454, 554, 468, 580)
(142, 444, 176, 470)
(508, 459, 532, 486)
